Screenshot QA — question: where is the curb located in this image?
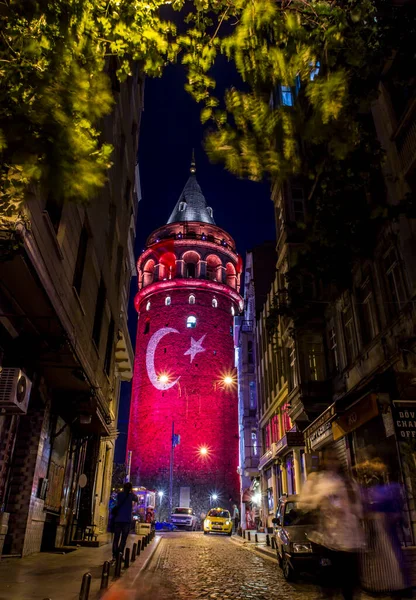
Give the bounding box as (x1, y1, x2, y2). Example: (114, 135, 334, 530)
(230, 534, 277, 562)
(101, 534, 162, 598)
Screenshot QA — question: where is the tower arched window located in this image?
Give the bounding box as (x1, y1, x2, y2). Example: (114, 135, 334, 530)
(212, 298, 218, 308)
(146, 301, 151, 311)
(189, 294, 195, 305)
(187, 315, 197, 328)
(165, 296, 171, 306)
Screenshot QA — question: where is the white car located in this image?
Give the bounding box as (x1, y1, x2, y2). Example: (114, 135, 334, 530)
(171, 507, 198, 530)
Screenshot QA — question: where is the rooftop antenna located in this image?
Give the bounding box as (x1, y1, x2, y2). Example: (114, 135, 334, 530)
(190, 148, 196, 174)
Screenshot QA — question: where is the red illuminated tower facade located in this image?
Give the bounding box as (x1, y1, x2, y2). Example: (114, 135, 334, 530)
(127, 161, 243, 515)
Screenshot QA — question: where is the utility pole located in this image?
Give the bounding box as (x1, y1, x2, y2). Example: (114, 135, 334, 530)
(169, 421, 180, 519)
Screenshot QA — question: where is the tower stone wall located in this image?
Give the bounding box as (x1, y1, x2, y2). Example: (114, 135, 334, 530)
(127, 171, 243, 518)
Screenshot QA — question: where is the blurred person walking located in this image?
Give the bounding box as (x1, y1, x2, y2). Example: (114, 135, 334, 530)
(111, 482, 138, 560)
(232, 504, 240, 533)
(299, 448, 365, 600)
(356, 458, 411, 599)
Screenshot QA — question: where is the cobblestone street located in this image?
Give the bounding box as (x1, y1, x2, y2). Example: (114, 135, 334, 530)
(132, 532, 335, 600)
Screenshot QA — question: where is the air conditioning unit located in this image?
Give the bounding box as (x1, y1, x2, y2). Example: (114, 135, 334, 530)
(0, 368, 32, 414)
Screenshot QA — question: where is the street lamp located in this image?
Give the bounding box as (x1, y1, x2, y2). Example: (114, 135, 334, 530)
(223, 375, 234, 386)
(158, 374, 169, 384)
(199, 446, 209, 456)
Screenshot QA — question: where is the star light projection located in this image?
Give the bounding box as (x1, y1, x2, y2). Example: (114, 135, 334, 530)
(183, 335, 206, 363)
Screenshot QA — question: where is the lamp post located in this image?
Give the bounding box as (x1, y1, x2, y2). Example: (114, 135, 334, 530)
(158, 490, 164, 520)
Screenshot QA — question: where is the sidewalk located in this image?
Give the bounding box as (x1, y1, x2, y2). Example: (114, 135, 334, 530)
(230, 533, 409, 599)
(0, 533, 157, 600)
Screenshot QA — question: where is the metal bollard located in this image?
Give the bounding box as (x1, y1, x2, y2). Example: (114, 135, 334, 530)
(266, 534, 270, 546)
(131, 542, 137, 562)
(243, 529, 246, 539)
(114, 552, 123, 578)
(255, 533, 258, 543)
(271, 537, 276, 549)
(100, 561, 110, 590)
(247, 531, 251, 541)
(141, 537, 146, 552)
(137, 540, 141, 556)
(79, 572, 92, 600)
(124, 547, 130, 569)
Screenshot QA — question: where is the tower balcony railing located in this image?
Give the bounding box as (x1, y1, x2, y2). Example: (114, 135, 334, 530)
(151, 230, 236, 253)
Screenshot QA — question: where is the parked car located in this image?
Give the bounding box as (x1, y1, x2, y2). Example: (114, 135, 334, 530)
(272, 495, 330, 582)
(203, 508, 233, 535)
(171, 507, 198, 530)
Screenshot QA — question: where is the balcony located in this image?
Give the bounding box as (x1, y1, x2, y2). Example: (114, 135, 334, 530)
(274, 431, 305, 456)
(258, 444, 276, 470)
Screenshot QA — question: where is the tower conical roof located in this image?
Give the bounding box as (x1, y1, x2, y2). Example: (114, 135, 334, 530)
(167, 173, 215, 225)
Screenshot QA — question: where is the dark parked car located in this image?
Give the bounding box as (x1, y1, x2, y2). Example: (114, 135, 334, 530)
(272, 495, 330, 582)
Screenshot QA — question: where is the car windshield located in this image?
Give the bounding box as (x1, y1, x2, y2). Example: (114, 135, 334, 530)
(207, 509, 230, 519)
(283, 502, 312, 526)
(173, 508, 192, 515)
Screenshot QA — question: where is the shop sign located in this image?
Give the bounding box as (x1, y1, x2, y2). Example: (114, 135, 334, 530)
(310, 420, 333, 450)
(332, 393, 379, 441)
(305, 403, 336, 451)
(392, 401, 416, 441)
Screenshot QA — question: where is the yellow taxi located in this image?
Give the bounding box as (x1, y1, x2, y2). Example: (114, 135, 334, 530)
(203, 508, 233, 536)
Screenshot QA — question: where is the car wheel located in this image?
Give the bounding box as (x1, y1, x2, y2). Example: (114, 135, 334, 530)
(227, 531, 232, 536)
(203, 530, 208, 535)
(282, 552, 296, 582)
(276, 548, 283, 568)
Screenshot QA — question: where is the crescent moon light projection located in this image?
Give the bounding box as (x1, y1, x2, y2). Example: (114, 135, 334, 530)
(146, 327, 180, 390)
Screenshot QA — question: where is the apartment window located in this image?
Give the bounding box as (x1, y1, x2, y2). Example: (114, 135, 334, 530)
(265, 423, 272, 450)
(271, 414, 280, 443)
(189, 294, 196, 305)
(45, 195, 63, 233)
(144, 320, 150, 334)
(310, 61, 320, 80)
(251, 431, 258, 456)
(358, 275, 378, 345)
(383, 246, 406, 313)
(282, 403, 292, 434)
(106, 203, 116, 255)
(165, 296, 171, 306)
(280, 85, 294, 106)
(104, 317, 115, 375)
(73, 225, 89, 295)
(288, 342, 298, 390)
(92, 277, 106, 347)
(328, 325, 339, 372)
(305, 339, 325, 381)
(342, 303, 357, 364)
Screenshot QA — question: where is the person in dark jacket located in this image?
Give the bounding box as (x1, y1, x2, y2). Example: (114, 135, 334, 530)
(112, 482, 138, 560)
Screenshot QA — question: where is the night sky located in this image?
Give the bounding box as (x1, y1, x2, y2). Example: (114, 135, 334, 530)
(115, 62, 276, 463)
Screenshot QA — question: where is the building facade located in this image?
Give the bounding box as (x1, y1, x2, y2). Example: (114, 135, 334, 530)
(234, 243, 277, 529)
(254, 50, 416, 545)
(127, 163, 243, 518)
(0, 62, 141, 556)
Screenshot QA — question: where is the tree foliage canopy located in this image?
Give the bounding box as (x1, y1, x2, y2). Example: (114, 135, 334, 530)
(0, 0, 177, 219)
(1, 0, 415, 245)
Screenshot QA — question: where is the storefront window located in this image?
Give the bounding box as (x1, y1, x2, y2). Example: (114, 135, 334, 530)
(267, 488, 274, 512)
